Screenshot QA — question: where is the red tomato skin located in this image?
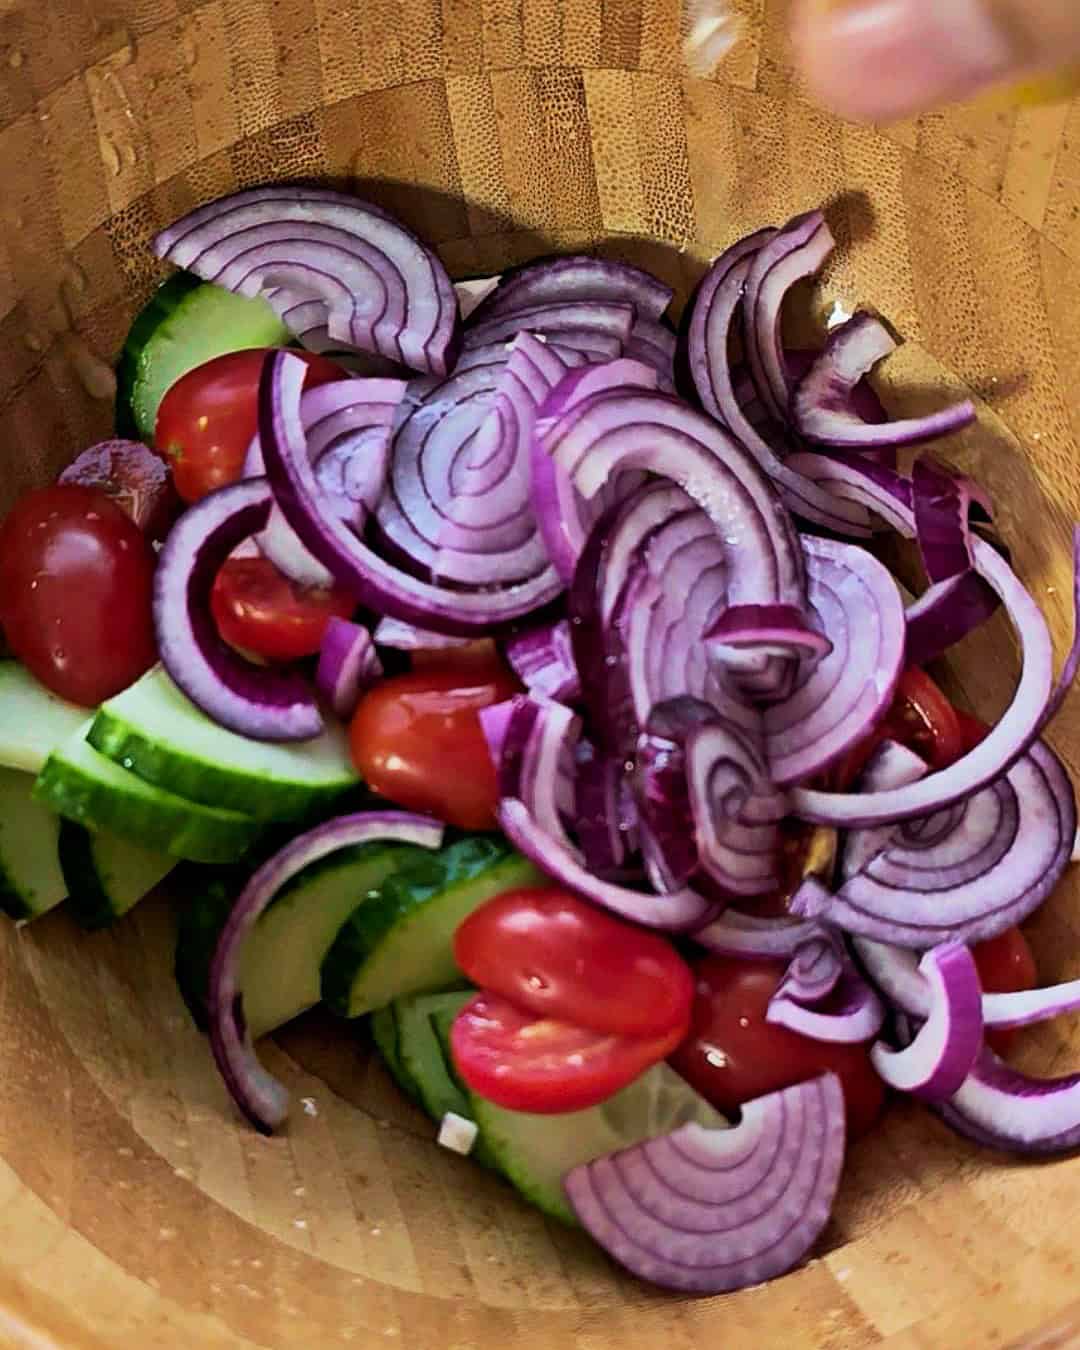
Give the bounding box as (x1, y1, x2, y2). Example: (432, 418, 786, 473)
(973, 928, 1038, 1057)
(451, 991, 687, 1114)
(831, 666, 965, 789)
(0, 485, 157, 706)
(453, 887, 695, 1039)
(411, 640, 499, 672)
(349, 664, 519, 830)
(155, 349, 344, 503)
(210, 556, 355, 664)
(668, 955, 885, 1139)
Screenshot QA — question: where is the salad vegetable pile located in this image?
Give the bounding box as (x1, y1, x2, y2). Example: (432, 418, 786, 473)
(2, 184, 1079, 1296)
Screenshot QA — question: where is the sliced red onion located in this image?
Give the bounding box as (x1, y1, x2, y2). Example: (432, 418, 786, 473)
(316, 618, 381, 721)
(574, 740, 632, 876)
(686, 233, 873, 536)
(870, 943, 983, 1101)
(372, 616, 472, 652)
(504, 620, 580, 703)
(743, 211, 835, 425)
(531, 359, 657, 585)
(796, 740, 1076, 948)
(153, 476, 322, 742)
(782, 458, 1057, 827)
(767, 958, 885, 1045)
(706, 604, 832, 661)
(564, 1073, 846, 1294)
(774, 929, 845, 1004)
(59, 439, 175, 538)
(542, 374, 808, 619)
(764, 536, 905, 788)
(495, 696, 714, 931)
(935, 1046, 1080, 1155)
(154, 186, 459, 375)
(695, 908, 826, 960)
(246, 377, 405, 587)
(464, 300, 635, 352)
(455, 275, 501, 321)
(792, 313, 976, 449)
(208, 810, 443, 1132)
(904, 574, 1002, 669)
(686, 716, 786, 898)
(470, 255, 672, 324)
(634, 697, 719, 894)
(625, 317, 677, 389)
(260, 351, 562, 634)
(840, 739, 928, 880)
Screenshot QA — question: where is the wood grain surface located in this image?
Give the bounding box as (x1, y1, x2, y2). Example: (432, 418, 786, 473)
(2, 2, 1080, 1345)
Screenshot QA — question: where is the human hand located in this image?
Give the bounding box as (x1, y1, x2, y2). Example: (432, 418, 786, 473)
(793, 0, 1080, 123)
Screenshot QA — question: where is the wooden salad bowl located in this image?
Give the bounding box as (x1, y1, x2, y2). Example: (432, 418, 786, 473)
(1, 1, 1079, 1345)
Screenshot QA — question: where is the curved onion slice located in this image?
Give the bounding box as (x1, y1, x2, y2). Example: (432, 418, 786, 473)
(774, 930, 845, 1004)
(470, 255, 673, 323)
(707, 604, 832, 661)
(208, 811, 443, 1132)
(538, 366, 808, 611)
(259, 352, 562, 634)
(634, 698, 718, 893)
(574, 740, 633, 876)
(504, 620, 580, 703)
(372, 616, 472, 652)
(870, 943, 982, 1100)
(686, 716, 786, 898)
(246, 377, 406, 587)
(792, 313, 976, 449)
(154, 186, 459, 375)
(316, 618, 382, 721)
(767, 950, 885, 1045)
(495, 696, 714, 931)
(695, 909, 826, 960)
(564, 1073, 846, 1294)
(464, 300, 635, 352)
(626, 316, 677, 389)
(153, 476, 322, 741)
(764, 536, 906, 787)
(795, 740, 1076, 948)
(935, 1047, 1080, 1155)
(744, 211, 835, 425)
(686, 232, 873, 534)
(783, 457, 1057, 827)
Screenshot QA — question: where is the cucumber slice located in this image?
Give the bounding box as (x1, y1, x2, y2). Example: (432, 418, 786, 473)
(0, 767, 66, 921)
(370, 1004, 418, 1102)
(34, 727, 260, 864)
(396, 990, 473, 1122)
(57, 820, 174, 931)
(174, 842, 421, 1040)
(0, 663, 89, 775)
(173, 865, 241, 1032)
(115, 274, 288, 442)
(466, 1064, 726, 1226)
(322, 836, 544, 1018)
(89, 668, 358, 822)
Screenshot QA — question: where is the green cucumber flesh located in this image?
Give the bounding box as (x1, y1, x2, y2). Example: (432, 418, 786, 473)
(321, 836, 544, 1018)
(0, 663, 89, 776)
(173, 865, 243, 1032)
(466, 1064, 726, 1226)
(58, 820, 175, 931)
(34, 727, 260, 864)
(370, 1005, 418, 1103)
(395, 990, 474, 1124)
(116, 274, 288, 442)
(90, 668, 358, 823)
(0, 767, 66, 921)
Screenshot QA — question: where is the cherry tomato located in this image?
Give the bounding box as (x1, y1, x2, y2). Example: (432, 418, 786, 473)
(668, 955, 885, 1139)
(0, 485, 157, 706)
(954, 710, 990, 753)
(210, 555, 356, 664)
(411, 639, 500, 672)
(349, 662, 519, 829)
(451, 991, 687, 1114)
(973, 928, 1038, 1057)
(454, 887, 694, 1039)
(831, 666, 965, 788)
(155, 349, 344, 503)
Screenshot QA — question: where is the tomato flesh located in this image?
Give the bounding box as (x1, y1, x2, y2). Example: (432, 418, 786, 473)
(155, 349, 344, 503)
(454, 887, 694, 1039)
(832, 666, 965, 788)
(451, 991, 687, 1114)
(211, 555, 356, 664)
(973, 928, 1038, 1057)
(0, 485, 157, 706)
(668, 955, 885, 1139)
(349, 663, 518, 829)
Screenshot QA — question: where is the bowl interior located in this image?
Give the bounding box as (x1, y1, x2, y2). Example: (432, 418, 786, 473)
(2, 3, 1080, 1346)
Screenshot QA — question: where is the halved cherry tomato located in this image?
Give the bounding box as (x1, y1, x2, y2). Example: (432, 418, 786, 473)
(0, 485, 157, 706)
(451, 991, 687, 1114)
(155, 349, 344, 503)
(831, 666, 965, 789)
(349, 661, 519, 829)
(668, 955, 885, 1138)
(973, 928, 1038, 1057)
(954, 709, 990, 753)
(210, 555, 356, 664)
(454, 887, 694, 1039)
